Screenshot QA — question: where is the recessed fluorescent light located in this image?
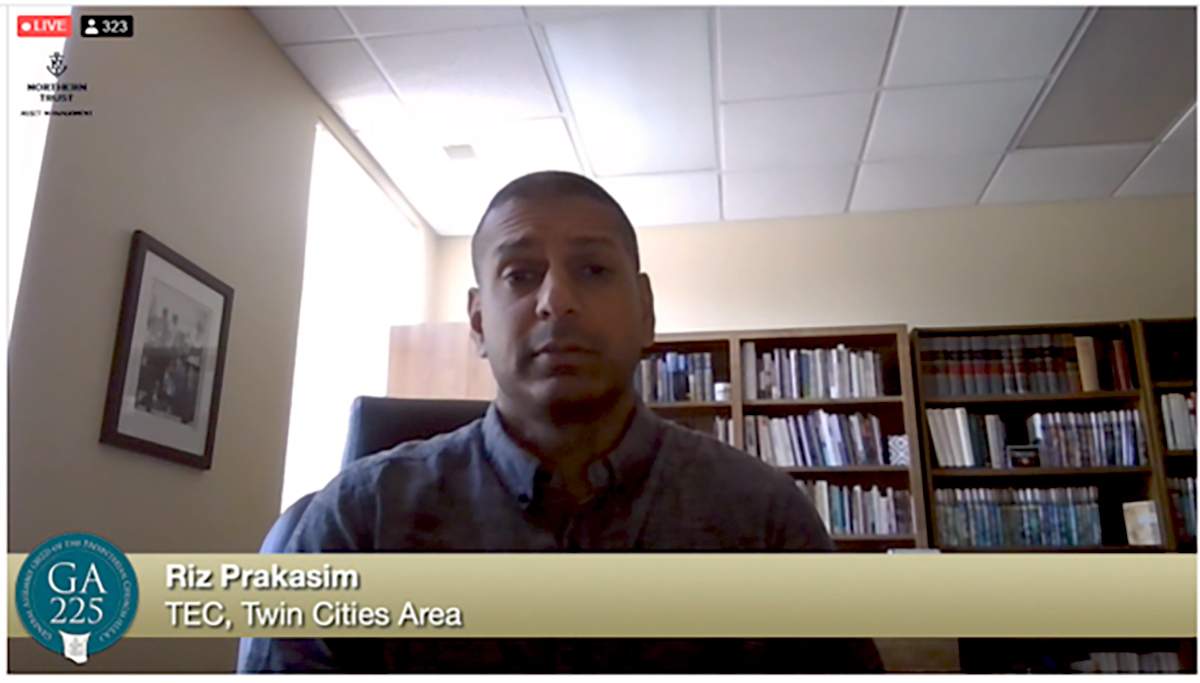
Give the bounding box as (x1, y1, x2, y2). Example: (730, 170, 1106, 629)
(443, 144, 476, 160)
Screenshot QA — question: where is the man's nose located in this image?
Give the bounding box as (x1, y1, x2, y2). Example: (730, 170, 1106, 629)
(535, 267, 580, 319)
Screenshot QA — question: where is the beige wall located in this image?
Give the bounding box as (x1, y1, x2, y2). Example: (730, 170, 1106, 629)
(7, 7, 431, 673)
(433, 195, 1197, 331)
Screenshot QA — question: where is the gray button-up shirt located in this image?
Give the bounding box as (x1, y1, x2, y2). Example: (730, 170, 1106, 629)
(240, 400, 882, 672)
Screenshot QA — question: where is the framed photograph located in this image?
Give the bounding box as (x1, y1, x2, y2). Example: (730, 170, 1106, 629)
(1006, 445, 1042, 469)
(100, 231, 234, 470)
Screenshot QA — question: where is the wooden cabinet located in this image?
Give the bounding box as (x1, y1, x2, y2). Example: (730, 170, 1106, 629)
(387, 323, 496, 401)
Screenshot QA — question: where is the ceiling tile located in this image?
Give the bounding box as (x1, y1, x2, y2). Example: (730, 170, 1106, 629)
(885, 7, 1083, 87)
(522, 7, 639, 24)
(865, 79, 1043, 161)
(851, 154, 1003, 213)
(366, 26, 559, 135)
(251, 7, 355, 46)
(981, 144, 1152, 204)
(718, 7, 897, 101)
(722, 92, 875, 170)
(1115, 140, 1196, 197)
(722, 166, 857, 221)
(470, 118, 582, 179)
(283, 41, 402, 131)
(1163, 105, 1196, 148)
(1018, 7, 1197, 148)
(597, 173, 721, 227)
(360, 121, 583, 236)
(544, 9, 716, 176)
(342, 7, 526, 37)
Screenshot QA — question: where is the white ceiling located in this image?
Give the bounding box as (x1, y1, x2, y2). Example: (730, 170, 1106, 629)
(252, 6, 1197, 236)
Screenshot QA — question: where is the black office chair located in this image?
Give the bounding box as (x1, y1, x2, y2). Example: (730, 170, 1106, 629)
(237, 397, 490, 671)
(257, 397, 490, 554)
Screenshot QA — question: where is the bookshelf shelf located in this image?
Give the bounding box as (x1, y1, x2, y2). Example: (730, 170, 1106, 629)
(745, 396, 903, 408)
(931, 466, 1152, 478)
(646, 401, 731, 410)
(1166, 450, 1196, 458)
(783, 465, 910, 475)
(938, 545, 1167, 553)
(923, 391, 1140, 405)
(831, 534, 915, 542)
(1155, 380, 1196, 390)
(647, 324, 926, 551)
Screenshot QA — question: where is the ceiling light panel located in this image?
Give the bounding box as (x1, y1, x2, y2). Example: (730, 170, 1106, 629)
(885, 7, 1083, 87)
(718, 7, 897, 102)
(981, 143, 1152, 204)
(341, 6, 526, 37)
(722, 92, 875, 170)
(543, 8, 717, 177)
(865, 79, 1043, 161)
(284, 41, 404, 132)
(722, 166, 857, 221)
(367, 25, 560, 135)
(250, 7, 355, 46)
(1116, 139, 1196, 197)
(597, 172, 721, 227)
(1018, 7, 1197, 148)
(850, 154, 1003, 213)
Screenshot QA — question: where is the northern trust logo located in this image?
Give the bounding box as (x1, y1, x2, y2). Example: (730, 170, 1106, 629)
(47, 51, 67, 77)
(21, 51, 93, 117)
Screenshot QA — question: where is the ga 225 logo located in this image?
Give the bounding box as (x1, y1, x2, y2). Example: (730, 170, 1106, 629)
(16, 533, 139, 664)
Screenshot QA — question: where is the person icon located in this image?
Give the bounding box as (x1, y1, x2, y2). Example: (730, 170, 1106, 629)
(84, 19, 99, 35)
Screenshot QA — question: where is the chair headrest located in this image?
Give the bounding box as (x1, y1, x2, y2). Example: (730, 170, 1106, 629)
(341, 397, 490, 469)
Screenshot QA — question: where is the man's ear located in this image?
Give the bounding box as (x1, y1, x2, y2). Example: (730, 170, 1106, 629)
(637, 273, 656, 350)
(468, 287, 487, 358)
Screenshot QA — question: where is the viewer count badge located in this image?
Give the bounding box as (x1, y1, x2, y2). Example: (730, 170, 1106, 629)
(15, 533, 140, 665)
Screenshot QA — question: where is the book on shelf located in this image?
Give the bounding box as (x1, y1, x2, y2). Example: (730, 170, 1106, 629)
(925, 408, 1147, 469)
(1072, 652, 1183, 674)
(741, 341, 886, 400)
(1161, 392, 1197, 451)
(636, 351, 717, 404)
(1121, 500, 1163, 546)
(918, 332, 1134, 398)
(744, 411, 895, 468)
(1167, 477, 1196, 542)
(934, 485, 1102, 549)
(794, 480, 913, 537)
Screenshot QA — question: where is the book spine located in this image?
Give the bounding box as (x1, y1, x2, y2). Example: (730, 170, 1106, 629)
(931, 338, 948, 396)
(1010, 335, 1029, 394)
(742, 342, 758, 400)
(946, 337, 964, 396)
(999, 335, 1016, 395)
(1111, 339, 1132, 391)
(1041, 333, 1060, 394)
(1025, 334, 1045, 394)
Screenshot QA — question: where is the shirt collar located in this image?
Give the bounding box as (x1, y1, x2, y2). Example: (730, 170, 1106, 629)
(481, 398, 663, 510)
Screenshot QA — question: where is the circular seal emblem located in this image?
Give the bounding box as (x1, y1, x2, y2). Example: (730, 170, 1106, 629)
(15, 533, 139, 665)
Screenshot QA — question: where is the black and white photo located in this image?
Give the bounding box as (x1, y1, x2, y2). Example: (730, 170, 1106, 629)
(101, 231, 233, 469)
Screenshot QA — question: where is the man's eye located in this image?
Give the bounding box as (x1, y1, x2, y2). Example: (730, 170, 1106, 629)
(582, 265, 610, 277)
(503, 270, 537, 285)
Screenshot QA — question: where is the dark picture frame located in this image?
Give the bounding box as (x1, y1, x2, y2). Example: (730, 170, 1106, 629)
(100, 231, 234, 470)
(1006, 445, 1042, 469)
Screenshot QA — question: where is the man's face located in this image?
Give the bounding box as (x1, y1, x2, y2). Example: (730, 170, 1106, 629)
(469, 196, 655, 418)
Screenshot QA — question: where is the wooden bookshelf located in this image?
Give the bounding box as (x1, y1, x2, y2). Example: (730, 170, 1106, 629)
(1133, 317, 1196, 552)
(911, 322, 1166, 553)
(645, 325, 926, 551)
